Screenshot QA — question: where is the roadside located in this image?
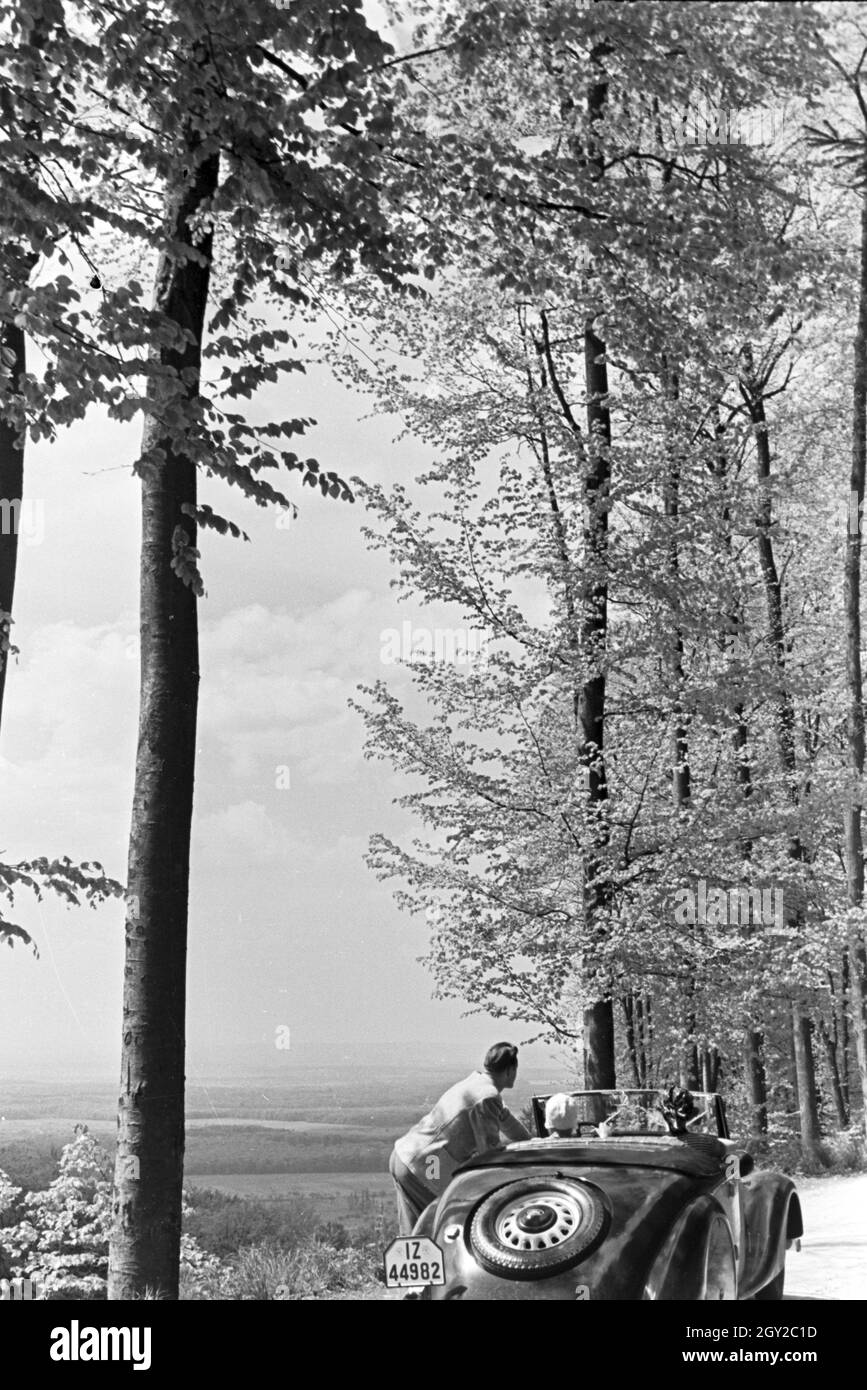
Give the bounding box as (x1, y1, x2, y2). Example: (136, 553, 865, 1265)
(784, 1170, 867, 1301)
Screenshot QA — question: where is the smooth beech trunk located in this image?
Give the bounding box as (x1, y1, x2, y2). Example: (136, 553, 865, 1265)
(715, 407, 769, 1131)
(735, 711, 769, 1138)
(817, 1017, 849, 1129)
(636, 993, 651, 1084)
(741, 349, 822, 1160)
(791, 1005, 822, 1162)
(107, 149, 219, 1300)
(580, 42, 615, 1090)
(581, 313, 614, 1089)
(622, 994, 641, 1086)
(0, 14, 45, 739)
(0, 323, 24, 733)
(840, 953, 851, 1111)
(663, 362, 700, 1091)
(844, 179, 867, 1138)
(745, 1026, 768, 1138)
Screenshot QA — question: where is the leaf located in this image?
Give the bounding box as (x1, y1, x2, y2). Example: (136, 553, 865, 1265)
(180, 503, 250, 542)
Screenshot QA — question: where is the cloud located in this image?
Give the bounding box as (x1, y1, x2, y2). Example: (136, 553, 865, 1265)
(196, 800, 304, 867)
(198, 589, 393, 787)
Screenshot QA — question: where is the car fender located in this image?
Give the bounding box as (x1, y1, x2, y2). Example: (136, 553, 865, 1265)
(644, 1194, 736, 1300)
(412, 1199, 439, 1239)
(738, 1173, 802, 1298)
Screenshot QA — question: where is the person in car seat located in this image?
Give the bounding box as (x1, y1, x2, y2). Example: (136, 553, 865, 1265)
(544, 1093, 580, 1137)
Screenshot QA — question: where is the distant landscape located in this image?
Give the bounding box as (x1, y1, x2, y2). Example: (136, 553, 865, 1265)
(3, 1066, 865, 1301)
(0, 1064, 560, 1206)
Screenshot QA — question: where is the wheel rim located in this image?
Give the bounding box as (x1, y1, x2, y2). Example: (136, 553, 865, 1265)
(469, 1177, 607, 1279)
(496, 1193, 584, 1251)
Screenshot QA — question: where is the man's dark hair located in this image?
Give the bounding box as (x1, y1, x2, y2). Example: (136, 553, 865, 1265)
(484, 1042, 519, 1075)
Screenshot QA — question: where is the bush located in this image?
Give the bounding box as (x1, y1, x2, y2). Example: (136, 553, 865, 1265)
(183, 1189, 319, 1258)
(818, 1127, 867, 1174)
(227, 1240, 378, 1301)
(0, 1126, 112, 1298)
(756, 1116, 867, 1176)
(0, 1127, 228, 1300)
(314, 1220, 350, 1250)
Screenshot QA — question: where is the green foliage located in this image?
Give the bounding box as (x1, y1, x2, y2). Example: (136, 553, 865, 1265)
(348, 173, 834, 1041)
(0, 1127, 225, 1299)
(227, 1239, 378, 1301)
(817, 1127, 867, 1174)
(0, 0, 439, 960)
(184, 1188, 320, 1258)
(334, 0, 866, 1140)
(0, 1125, 114, 1298)
(0, 858, 123, 955)
(1, 0, 429, 531)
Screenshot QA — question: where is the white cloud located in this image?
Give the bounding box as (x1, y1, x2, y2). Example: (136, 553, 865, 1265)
(196, 800, 303, 866)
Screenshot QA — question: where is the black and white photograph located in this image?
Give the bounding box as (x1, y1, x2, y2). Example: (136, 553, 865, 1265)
(0, 0, 865, 1356)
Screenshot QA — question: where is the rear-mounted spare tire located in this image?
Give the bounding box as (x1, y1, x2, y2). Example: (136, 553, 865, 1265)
(469, 1177, 607, 1279)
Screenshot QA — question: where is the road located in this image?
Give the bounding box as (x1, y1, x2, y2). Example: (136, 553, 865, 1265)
(784, 1171, 867, 1300)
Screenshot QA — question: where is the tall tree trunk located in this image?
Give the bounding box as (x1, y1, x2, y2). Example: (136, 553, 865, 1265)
(741, 347, 822, 1159)
(107, 145, 219, 1300)
(681, 992, 700, 1091)
(580, 309, 614, 1088)
(0, 31, 44, 737)
(0, 323, 24, 731)
(662, 360, 699, 1091)
(735, 712, 769, 1137)
(644, 993, 655, 1081)
(844, 177, 867, 1139)
(735, 708, 769, 1137)
(701, 1048, 715, 1094)
(745, 1026, 768, 1139)
(792, 1005, 823, 1163)
(622, 993, 641, 1086)
(635, 992, 649, 1086)
(715, 405, 769, 1133)
(817, 1017, 849, 1129)
(840, 951, 851, 1111)
(580, 42, 615, 1089)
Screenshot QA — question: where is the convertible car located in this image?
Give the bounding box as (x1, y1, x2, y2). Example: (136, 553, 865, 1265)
(409, 1088, 802, 1300)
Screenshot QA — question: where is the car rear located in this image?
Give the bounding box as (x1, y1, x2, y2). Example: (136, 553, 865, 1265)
(422, 1153, 706, 1300)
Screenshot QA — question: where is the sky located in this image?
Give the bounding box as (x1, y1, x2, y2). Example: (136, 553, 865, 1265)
(0, 334, 566, 1083)
(0, 1, 572, 1088)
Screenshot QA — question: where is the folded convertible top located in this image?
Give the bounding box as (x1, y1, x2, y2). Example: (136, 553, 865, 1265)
(462, 1133, 731, 1178)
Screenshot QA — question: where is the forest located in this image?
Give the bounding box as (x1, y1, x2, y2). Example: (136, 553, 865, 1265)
(1, 0, 866, 1300)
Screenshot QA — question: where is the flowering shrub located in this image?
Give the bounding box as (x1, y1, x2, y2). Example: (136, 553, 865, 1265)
(0, 1126, 227, 1299)
(0, 1129, 379, 1300)
(1, 1126, 111, 1298)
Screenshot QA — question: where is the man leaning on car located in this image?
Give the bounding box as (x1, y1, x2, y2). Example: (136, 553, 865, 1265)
(389, 1042, 531, 1235)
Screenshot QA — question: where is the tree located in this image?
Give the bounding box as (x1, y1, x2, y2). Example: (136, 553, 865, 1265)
(805, 26, 867, 1139)
(86, 0, 424, 1298)
(344, 0, 832, 1116)
(737, 338, 823, 1163)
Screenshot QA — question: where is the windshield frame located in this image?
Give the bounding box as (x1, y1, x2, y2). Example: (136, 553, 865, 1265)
(529, 1089, 729, 1139)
